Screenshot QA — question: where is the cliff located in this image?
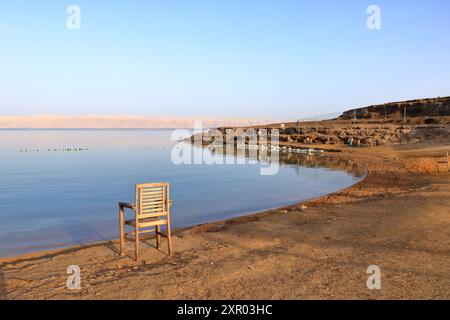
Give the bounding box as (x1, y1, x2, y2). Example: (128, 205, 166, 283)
(339, 97, 450, 120)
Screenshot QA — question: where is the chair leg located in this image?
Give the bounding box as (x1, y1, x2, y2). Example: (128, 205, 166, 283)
(135, 224, 140, 261)
(119, 207, 125, 256)
(167, 223, 173, 256)
(156, 225, 161, 250)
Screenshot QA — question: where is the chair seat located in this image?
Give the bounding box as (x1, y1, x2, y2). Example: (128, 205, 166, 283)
(125, 218, 168, 228)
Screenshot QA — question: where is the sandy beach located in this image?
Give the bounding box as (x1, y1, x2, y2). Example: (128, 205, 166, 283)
(2, 0, 450, 303)
(1, 141, 449, 300)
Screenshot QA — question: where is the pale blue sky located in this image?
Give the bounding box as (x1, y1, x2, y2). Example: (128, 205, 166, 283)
(0, 0, 449, 119)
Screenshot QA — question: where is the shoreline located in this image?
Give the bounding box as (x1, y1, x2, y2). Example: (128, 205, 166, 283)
(0, 149, 366, 260)
(1, 143, 449, 299)
(0, 154, 367, 261)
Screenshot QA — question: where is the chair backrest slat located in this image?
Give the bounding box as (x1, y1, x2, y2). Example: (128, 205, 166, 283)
(135, 182, 169, 218)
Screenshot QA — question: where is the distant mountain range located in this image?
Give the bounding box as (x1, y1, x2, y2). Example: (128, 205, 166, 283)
(0, 114, 274, 129)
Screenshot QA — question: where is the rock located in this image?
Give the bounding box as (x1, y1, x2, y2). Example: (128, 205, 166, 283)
(279, 209, 288, 214)
(423, 117, 441, 125)
(299, 205, 308, 212)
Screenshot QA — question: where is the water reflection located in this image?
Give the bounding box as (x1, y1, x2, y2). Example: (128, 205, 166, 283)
(0, 130, 365, 257)
(206, 144, 366, 179)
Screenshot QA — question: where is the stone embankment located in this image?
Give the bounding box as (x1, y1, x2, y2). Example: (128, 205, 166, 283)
(190, 123, 449, 149)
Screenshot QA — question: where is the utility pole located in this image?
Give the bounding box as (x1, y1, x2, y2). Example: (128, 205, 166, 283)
(404, 106, 407, 123)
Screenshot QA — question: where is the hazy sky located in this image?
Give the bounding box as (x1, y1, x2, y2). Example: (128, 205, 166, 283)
(0, 0, 449, 119)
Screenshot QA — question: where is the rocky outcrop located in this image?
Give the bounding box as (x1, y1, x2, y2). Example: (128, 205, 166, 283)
(189, 125, 425, 148)
(340, 97, 450, 120)
(278, 126, 413, 146)
(188, 97, 450, 149)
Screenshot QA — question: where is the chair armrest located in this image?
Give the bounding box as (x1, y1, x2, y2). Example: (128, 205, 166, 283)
(119, 202, 135, 210)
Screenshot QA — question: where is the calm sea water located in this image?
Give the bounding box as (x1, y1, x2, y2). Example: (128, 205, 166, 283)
(0, 130, 364, 257)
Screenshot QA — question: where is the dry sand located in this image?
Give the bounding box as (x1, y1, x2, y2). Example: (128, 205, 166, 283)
(0, 143, 449, 299)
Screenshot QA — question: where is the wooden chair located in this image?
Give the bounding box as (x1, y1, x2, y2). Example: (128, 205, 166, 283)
(119, 182, 173, 261)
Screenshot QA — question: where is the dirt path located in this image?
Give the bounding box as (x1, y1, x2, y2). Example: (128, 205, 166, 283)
(1, 144, 449, 299)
